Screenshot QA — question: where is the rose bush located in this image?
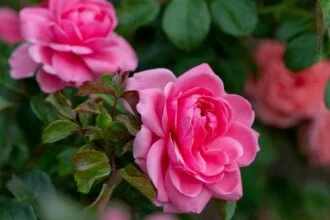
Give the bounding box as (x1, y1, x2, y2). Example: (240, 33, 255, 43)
(0, 7, 21, 44)
(126, 64, 260, 213)
(9, 0, 137, 93)
(246, 40, 330, 128)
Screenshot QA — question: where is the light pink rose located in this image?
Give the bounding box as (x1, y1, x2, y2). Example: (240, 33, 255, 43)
(245, 40, 330, 128)
(0, 8, 22, 44)
(299, 109, 330, 167)
(126, 64, 260, 213)
(9, 0, 138, 93)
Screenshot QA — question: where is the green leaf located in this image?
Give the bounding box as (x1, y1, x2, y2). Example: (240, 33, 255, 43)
(7, 170, 55, 208)
(211, 0, 257, 36)
(0, 201, 37, 220)
(0, 96, 13, 111)
(77, 81, 116, 97)
(121, 91, 139, 114)
(325, 78, 330, 109)
(275, 16, 311, 41)
(218, 59, 247, 93)
(57, 148, 77, 176)
(119, 164, 156, 202)
(73, 100, 100, 115)
(117, 0, 160, 36)
(42, 120, 79, 144)
(218, 201, 236, 220)
(46, 93, 73, 119)
(318, 0, 330, 54)
(96, 105, 112, 129)
(72, 150, 111, 193)
(30, 94, 57, 124)
(162, 0, 211, 51)
(284, 34, 319, 71)
(86, 183, 110, 212)
(115, 114, 140, 136)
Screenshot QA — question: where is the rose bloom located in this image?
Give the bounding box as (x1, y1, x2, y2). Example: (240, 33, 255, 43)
(9, 0, 137, 93)
(126, 64, 260, 213)
(299, 109, 330, 167)
(245, 40, 330, 128)
(0, 8, 21, 44)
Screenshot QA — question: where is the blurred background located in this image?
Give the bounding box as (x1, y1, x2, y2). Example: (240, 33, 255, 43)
(1, 0, 330, 219)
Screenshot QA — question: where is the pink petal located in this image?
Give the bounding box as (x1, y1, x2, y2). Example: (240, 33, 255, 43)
(9, 44, 38, 79)
(52, 52, 93, 85)
(28, 45, 53, 65)
(36, 70, 66, 93)
(146, 139, 169, 203)
(49, 0, 79, 19)
(137, 89, 166, 137)
(83, 34, 138, 74)
(0, 8, 22, 44)
(225, 122, 260, 166)
(49, 43, 93, 55)
(133, 125, 155, 172)
(165, 171, 211, 213)
(168, 166, 202, 197)
(175, 64, 225, 97)
(126, 69, 176, 91)
(20, 7, 53, 44)
(206, 137, 244, 161)
(207, 170, 242, 200)
(224, 94, 255, 127)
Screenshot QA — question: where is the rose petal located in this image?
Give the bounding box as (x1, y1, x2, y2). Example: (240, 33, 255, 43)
(168, 166, 202, 197)
(224, 94, 255, 127)
(207, 170, 242, 200)
(9, 44, 38, 79)
(147, 139, 169, 203)
(175, 64, 225, 97)
(126, 69, 176, 91)
(165, 170, 211, 213)
(137, 89, 166, 137)
(83, 34, 138, 74)
(20, 7, 53, 44)
(225, 122, 260, 166)
(36, 70, 66, 93)
(52, 52, 93, 85)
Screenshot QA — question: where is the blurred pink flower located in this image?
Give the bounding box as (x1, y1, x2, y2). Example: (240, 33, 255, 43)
(103, 206, 131, 220)
(299, 109, 330, 167)
(126, 64, 260, 213)
(245, 40, 330, 128)
(9, 0, 138, 93)
(0, 8, 22, 44)
(102, 206, 177, 220)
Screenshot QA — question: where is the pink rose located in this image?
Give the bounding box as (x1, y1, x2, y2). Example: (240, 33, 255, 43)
(9, 0, 138, 93)
(245, 40, 330, 127)
(126, 64, 260, 213)
(299, 109, 330, 167)
(0, 8, 22, 44)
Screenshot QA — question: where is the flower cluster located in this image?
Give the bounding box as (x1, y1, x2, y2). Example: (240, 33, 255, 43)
(246, 40, 330, 166)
